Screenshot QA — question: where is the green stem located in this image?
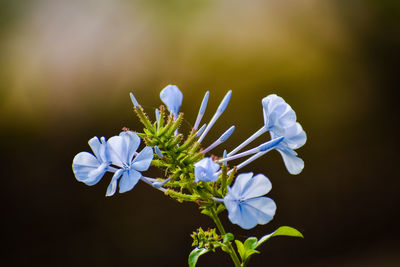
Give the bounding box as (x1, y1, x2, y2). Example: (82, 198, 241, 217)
(210, 208, 241, 267)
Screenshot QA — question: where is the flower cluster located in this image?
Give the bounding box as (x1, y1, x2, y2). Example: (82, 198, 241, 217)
(72, 85, 306, 267)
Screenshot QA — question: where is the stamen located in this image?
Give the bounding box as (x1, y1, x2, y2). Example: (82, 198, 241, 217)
(198, 90, 232, 143)
(227, 126, 267, 156)
(193, 91, 209, 130)
(202, 126, 235, 154)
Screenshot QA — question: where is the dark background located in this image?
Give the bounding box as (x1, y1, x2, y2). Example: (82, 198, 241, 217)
(1, 0, 399, 266)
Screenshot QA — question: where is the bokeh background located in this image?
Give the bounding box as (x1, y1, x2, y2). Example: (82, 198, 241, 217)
(2, 0, 399, 266)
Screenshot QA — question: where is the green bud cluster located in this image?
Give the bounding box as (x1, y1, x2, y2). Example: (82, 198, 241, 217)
(191, 228, 222, 251)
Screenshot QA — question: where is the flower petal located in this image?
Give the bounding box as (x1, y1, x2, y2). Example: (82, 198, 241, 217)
(160, 85, 183, 116)
(242, 197, 276, 225)
(230, 203, 259, 230)
(277, 149, 304, 175)
(241, 174, 272, 199)
(284, 123, 306, 150)
(107, 135, 127, 167)
(121, 131, 141, 162)
(107, 132, 140, 166)
(88, 136, 108, 162)
(72, 152, 107, 185)
(85, 162, 109, 186)
(106, 169, 124, 196)
(119, 169, 141, 193)
(230, 172, 253, 196)
(262, 94, 296, 134)
(132, 146, 153, 171)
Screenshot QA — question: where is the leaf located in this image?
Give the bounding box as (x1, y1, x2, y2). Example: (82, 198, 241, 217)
(188, 248, 208, 267)
(234, 240, 245, 260)
(255, 226, 304, 249)
(243, 249, 260, 261)
(243, 237, 258, 250)
(223, 233, 234, 243)
(232, 237, 259, 264)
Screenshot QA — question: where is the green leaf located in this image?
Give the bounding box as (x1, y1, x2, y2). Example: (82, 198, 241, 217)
(223, 233, 234, 243)
(234, 237, 260, 264)
(188, 248, 208, 267)
(255, 226, 304, 249)
(234, 240, 245, 260)
(243, 249, 260, 261)
(243, 237, 258, 250)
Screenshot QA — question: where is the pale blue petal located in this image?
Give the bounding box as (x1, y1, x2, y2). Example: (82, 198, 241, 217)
(277, 149, 304, 175)
(84, 162, 109, 186)
(107, 135, 127, 167)
(262, 94, 296, 134)
(241, 174, 272, 199)
(132, 146, 153, 171)
(233, 204, 258, 230)
(106, 169, 124, 196)
(243, 197, 276, 225)
(194, 166, 218, 182)
(107, 132, 140, 166)
(160, 85, 183, 116)
(119, 169, 141, 193)
(73, 152, 100, 169)
(223, 199, 239, 219)
(278, 106, 297, 129)
(120, 131, 140, 162)
(230, 172, 253, 196)
(284, 123, 307, 150)
(224, 186, 239, 200)
(88, 137, 102, 160)
(72, 152, 106, 185)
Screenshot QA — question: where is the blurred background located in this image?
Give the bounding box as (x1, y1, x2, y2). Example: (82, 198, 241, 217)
(1, 0, 399, 266)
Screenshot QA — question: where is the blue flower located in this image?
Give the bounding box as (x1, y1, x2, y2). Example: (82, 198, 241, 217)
(262, 94, 296, 136)
(271, 122, 306, 175)
(160, 85, 183, 118)
(106, 131, 153, 196)
(228, 94, 295, 157)
(194, 157, 220, 182)
(224, 172, 276, 230)
(72, 136, 110, 186)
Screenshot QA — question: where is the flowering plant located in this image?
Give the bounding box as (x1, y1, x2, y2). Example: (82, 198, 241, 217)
(72, 85, 306, 266)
